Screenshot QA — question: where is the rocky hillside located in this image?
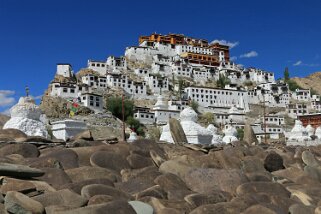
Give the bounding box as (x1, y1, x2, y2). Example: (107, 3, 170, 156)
(0, 128, 321, 213)
(291, 71, 321, 94)
(40, 96, 93, 119)
(0, 114, 10, 129)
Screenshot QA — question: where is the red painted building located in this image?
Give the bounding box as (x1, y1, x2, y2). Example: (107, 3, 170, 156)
(298, 113, 321, 128)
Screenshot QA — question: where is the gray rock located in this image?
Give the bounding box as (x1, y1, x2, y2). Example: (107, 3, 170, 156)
(0, 163, 44, 178)
(115, 177, 155, 195)
(154, 173, 192, 200)
(54, 200, 137, 214)
(169, 118, 187, 145)
(127, 153, 154, 169)
(81, 184, 132, 200)
(128, 201, 154, 214)
(90, 151, 130, 173)
(288, 203, 315, 214)
(33, 189, 87, 208)
(150, 149, 166, 167)
(0, 143, 39, 158)
(302, 150, 321, 167)
(65, 166, 120, 183)
(0, 177, 36, 194)
(87, 195, 114, 205)
(184, 191, 231, 207)
(189, 201, 241, 214)
(242, 204, 277, 214)
(4, 191, 44, 214)
(38, 168, 72, 189)
(135, 185, 167, 199)
(59, 178, 114, 194)
(184, 168, 249, 195)
(304, 165, 321, 182)
(236, 182, 291, 198)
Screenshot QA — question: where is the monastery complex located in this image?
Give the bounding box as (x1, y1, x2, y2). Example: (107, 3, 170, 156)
(43, 33, 321, 144)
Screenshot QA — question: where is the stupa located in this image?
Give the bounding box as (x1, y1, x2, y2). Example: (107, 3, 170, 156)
(207, 124, 223, 144)
(3, 96, 48, 137)
(159, 107, 213, 144)
(288, 120, 310, 141)
(222, 124, 238, 144)
(127, 131, 138, 143)
(306, 124, 315, 136)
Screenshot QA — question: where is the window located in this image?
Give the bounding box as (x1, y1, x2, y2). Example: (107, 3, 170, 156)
(90, 102, 94, 106)
(63, 88, 68, 93)
(90, 96, 94, 100)
(70, 89, 75, 93)
(96, 102, 100, 107)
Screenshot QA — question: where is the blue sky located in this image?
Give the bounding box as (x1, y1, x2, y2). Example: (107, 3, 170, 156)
(0, 0, 321, 113)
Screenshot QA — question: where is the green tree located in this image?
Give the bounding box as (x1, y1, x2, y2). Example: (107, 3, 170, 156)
(216, 74, 230, 89)
(106, 96, 134, 121)
(126, 116, 144, 136)
(284, 67, 290, 82)
(199, 112, 215, 126)
(237, 128, 244, 141)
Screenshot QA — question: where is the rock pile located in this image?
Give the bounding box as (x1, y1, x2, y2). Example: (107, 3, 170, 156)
(1, 132, 321, 213)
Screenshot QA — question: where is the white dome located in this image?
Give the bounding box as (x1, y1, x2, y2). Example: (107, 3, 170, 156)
(180, 107, 198, 122)
(10, 97, 42, 120)
(306, 124, 315, 135)
(224, 125, 238, 137)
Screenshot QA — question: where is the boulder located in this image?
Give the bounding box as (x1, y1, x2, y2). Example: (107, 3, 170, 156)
(115, 176, 156, 195)
(288, 203, 315, 214)
(28, 149, 79, 170)
(81, 184, 132, 200)
(54, 200, 137, 214)
(135, 185, 167, 200)
(0, 143, 39, 158)
(38, 168, 72, 189)
(184, 168, 249, 195)
(4, 191, 44, 214)
(59, 178, 114, 194)
(149, 149, 167, 167)
(184, 191, 231, 207)
(304, 165, 321, 183)
(33, 189, 87, 208)
(65, 166, 120, 183)
(121, 166, 161, 182)
(88, 195, 114, 205)
(236, 182, 290, 198)
(0, 177, 36, 194)
(159, 160, 194, 180)
(189, 201, 241, 214)
(127, 153, 154, 169)
(0, 129, 27, 142)
(71, 130, 93, 141)
(169, 118, 187, 145)
(302, 150, 321, 167)
(154, 173, 192, 200)
(264, 152, 285, 172)
(0, 162, 44, 178)
(242, 204, 277, 214)
(90, 151, 130, 173)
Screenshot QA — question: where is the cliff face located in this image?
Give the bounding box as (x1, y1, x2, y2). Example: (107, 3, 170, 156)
(291, 72, 321, 94)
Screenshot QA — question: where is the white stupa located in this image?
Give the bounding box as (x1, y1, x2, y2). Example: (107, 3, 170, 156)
(127, 131, 138, 143)
(288, 120, 310, 141)
(315, 126, 321, 139)
(306, 124, 315, 137)
(207, 124, 223, 144)
(180, 107, 213, 144)
(222, 124, 238, 144)
(3, 97, 48, 138)
(159, 107, 214, 144)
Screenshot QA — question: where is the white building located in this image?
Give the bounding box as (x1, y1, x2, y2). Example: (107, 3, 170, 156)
(176, 45, 213, 55)
(184, 86, 250, 111)
(144, 74, 169, 94)
(263, 115, 285, 126)
(288, 103, 309, 118)
(49, 81, 79, 99)
(106, 56, 127, 69)
(106, 73, 147, 97)
(80, 93, 103, 112)
(292, 89, 311, 102)
(87, 60, 107, 75)
(56, 63, 73, 78)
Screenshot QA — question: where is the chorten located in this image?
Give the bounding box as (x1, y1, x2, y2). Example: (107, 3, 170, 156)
(207, 124, 223, 144)
(3, 96, 48, 137)
(222, 124, 238, 144)
(288, 120, 310, 141)
(306, 124, 315, 137)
